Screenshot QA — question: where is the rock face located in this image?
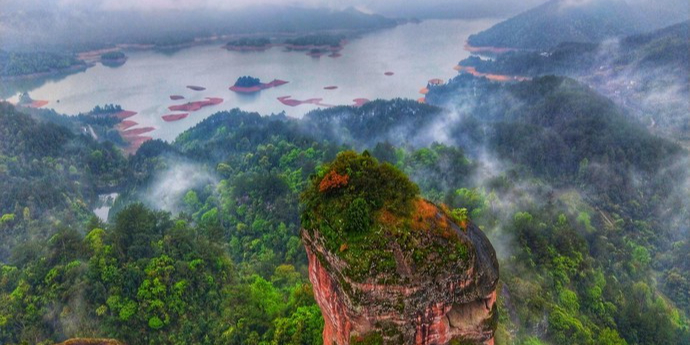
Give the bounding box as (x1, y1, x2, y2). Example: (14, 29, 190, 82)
(303, 219, 498, 345)
(300, 152, 499, 345)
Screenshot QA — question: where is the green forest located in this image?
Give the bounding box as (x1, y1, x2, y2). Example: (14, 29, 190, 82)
(0, 72, 689, 344)
(0, 50, 86, 78)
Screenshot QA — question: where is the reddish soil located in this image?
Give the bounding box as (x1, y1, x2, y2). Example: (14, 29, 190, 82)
(384, 71, 394, 76)
(114, 110, 137, 119)
(464, 43, 517, 54)
(162, 113, 189, 122)
(118, 120, 138, 130)
(352, 98, 370, 107)
(22, 100, 49, 108)
(454, 65, 529, 82)
(230, 85, 262, 93)
(168, 97, 223, 112)
(170, 95, 185, 100)
(324, 86, 338, 90)
(229, 79, 289, 93)
(186, 85, 206, 91)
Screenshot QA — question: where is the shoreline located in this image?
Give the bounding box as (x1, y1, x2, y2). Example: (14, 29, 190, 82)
(464, 42, 519, 55)
(0, 63, 91, 81)
(454, 65, 529, 82)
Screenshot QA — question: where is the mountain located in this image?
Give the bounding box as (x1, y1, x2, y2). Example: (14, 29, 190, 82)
(0, 71, 688, 344)
(0, 6, 398, 52)
(460, 21, 690, 142)
(301, 151, 498, 344)
(467, 0, 689, 49)
(0, 102, 126, 260)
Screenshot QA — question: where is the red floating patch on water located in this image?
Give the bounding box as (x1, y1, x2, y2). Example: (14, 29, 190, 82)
(186, 85, 206, 91)
(119, 120, 138, 130)
(229, 79, 289, 93)
(328, 53, 342, 58)
(170, 95, 185, 100)
(324, 86, 338, 90)
(168, 97, 224, 112)
(277, 96, 334, 108)
(384, 72, 394, 76)
(162, 113, 189, 122)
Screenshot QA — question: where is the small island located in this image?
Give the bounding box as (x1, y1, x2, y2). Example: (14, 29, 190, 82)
(224, 37, 272, 51)
(284, 35, 346, 57)
(284, 34, 345, 50)
(229, 76, 288, 93)
(100, 51, 127, 67)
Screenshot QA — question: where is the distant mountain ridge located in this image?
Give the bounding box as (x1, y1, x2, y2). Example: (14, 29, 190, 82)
(460, 21, 690, 141)
(467, 0, 689, 49)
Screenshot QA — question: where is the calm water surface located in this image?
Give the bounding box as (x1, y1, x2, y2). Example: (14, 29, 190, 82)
(4, 19, 498, 142)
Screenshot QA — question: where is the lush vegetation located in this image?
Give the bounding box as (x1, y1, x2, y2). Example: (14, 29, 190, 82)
(0, 103, 127, 261)
(0, 65, 688, 345)
(233, 76, 262, 88)
(462, 21, 690, 144)
(462, 21, 689, 77)
(301, 151, 471, 281)
(0, 50, 86, 78)
(465, 0, 688, 50)
(89, 104, 123, 115)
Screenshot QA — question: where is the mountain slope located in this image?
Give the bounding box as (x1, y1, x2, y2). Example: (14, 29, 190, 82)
(467, 0, 689, 49)
(460, 21, 690, 141)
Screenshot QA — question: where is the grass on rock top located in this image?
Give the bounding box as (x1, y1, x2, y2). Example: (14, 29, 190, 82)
(301, 151, 471, 283)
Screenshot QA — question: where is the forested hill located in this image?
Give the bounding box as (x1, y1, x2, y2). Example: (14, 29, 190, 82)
(466, 0, 689, 49)
(0, 70, 689, 344)
(0, 50, 86, 78)
(460, 21, 690, 142)
(462, 21, 690, 76)
(0, 6, 397, 52)
(0, 102, 126, 260)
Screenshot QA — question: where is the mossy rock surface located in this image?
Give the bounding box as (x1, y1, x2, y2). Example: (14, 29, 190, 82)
(301, 151, 472, 282)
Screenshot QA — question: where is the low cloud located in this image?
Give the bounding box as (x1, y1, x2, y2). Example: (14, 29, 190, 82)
(143, 159, 218, 213)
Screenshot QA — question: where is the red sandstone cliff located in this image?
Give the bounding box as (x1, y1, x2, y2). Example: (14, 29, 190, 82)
(302, 209, 499, 345)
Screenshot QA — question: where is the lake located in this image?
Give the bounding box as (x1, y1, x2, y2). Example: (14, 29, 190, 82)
(3, 19, 497, 142)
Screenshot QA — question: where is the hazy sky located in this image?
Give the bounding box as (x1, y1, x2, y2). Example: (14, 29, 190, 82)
(3, 0, 546, 13)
